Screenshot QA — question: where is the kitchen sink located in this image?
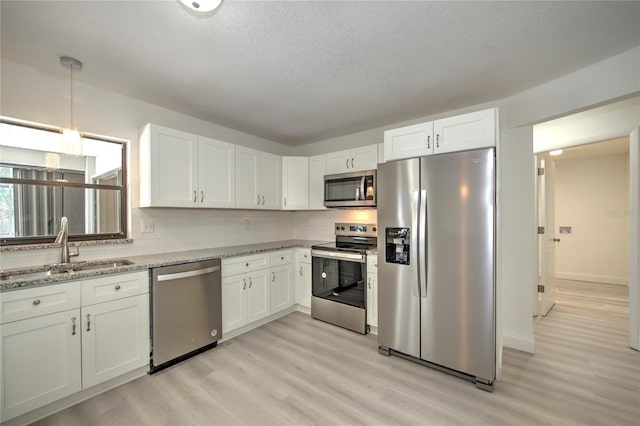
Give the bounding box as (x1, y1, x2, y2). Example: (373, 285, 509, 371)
(0, 259, 134, 281)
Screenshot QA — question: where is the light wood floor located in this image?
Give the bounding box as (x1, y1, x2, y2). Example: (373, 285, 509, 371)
(33, 280, 639, 426)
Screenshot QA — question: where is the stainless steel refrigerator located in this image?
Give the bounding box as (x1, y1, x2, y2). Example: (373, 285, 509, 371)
(377, 148, 495, 390)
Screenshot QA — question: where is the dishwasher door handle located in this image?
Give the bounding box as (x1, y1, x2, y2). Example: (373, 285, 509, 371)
(156, 266, 220, 282)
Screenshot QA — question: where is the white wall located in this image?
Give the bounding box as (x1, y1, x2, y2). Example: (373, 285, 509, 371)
(554, 153, 630, 285)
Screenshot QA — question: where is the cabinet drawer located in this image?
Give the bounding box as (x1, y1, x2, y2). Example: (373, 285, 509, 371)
(270, 250, 292, 266)
(1, 282, 81, 324)
(81, 271, 149, 306)
(367, 255, 378, 274)
(298, 248, 311, 264)
(222, 254, 270, 277)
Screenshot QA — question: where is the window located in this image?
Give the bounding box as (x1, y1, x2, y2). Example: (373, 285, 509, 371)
(0, 119, 127, 245)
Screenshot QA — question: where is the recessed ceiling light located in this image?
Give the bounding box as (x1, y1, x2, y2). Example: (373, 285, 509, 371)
(549, 149, 563, 156)
(179, 0, 222, 13)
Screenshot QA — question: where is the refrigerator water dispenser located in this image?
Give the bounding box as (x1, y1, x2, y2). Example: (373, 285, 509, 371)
(385, 228, 410, 265)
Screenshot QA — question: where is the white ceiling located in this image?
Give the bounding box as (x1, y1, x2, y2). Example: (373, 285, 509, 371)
(1, 1, 639, 146)
(554, 137, 630, 161)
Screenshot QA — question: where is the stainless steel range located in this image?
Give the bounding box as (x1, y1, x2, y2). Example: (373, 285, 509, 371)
(311, 223, 377, 334)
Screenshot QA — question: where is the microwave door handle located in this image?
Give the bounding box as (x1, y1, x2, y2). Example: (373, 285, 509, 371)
(361, 177, 366, 200)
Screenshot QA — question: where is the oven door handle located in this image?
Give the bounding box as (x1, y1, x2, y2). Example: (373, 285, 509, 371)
(311, 250, 366, 263)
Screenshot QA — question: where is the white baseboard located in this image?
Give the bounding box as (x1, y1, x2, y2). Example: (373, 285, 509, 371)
(556, 271, 628, 286)
(503, 331, 535, 353)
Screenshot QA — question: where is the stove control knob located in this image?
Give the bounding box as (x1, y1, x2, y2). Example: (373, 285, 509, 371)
(341, 226, 345, 230)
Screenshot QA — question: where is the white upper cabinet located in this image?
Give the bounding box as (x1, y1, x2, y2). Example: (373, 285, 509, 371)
(261, 152, 282, 210)
(433, 108, 496, 154)
(235, 146, 282, 210)
(383, 108, 497, 160)
(308, 154, 327, 210)
(198, 137, 236, 208)
(384, 121, 434, 161)
(140, 124, 198, 207)
(282, 157, 309, 210)
(140, 124, 235, 208)
(326, 145, 378, 174)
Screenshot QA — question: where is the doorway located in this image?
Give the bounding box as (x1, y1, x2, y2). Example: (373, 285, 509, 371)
(532, 96, 639, 350)
(535, 139, 630, 319)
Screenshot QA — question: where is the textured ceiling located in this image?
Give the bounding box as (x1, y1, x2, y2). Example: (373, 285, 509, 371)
(1, 1, 639, 146)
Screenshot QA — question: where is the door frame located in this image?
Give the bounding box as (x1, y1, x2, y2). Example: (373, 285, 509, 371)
(532, 128, 639, 350)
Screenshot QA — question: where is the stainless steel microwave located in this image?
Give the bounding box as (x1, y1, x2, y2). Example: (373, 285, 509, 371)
(324, 170, 376, 208)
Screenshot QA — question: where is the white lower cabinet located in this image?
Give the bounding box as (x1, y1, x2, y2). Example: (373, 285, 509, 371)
(247, 270, 271, 323)
(367, 255, 378, 329)
(0, 271, 150, 422)
(296, 248, 312, 308)
(1, 309, 82, 421)
(81, 294, 149, 389)
(270, 264, 293, 313)
(222, 268, 271, 334)
(366, 273, 378, 328)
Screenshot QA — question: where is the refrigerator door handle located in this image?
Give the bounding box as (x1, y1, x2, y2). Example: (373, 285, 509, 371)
(419, 189, 428, 298)
(412, 190, 421, 298)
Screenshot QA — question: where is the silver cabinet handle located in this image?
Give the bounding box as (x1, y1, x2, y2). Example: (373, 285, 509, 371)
(427, 135, 431, 149)
(368, 277, 371, 289)
(351, 158, 354, 168)
(249, 277, 253, 288)
(245, 262, 249, 267)
(256, 195, 260, 205)
(33, 299, 41, 306)
(261, 195, 265, 205)
(304, 254, 308, 258)
(374, 263, 377, 267)
(71, 317, 76, 336)
(346, 158, 349, 169)
(553, 238, 561, 242)
(272, 272, 275, 282)
(436, 134, 440, 148)
(86, 313, 91, 332)
(284, 197, 287, 207)
(201, 191, 204, 203)
(243, 278, 247, 290)
(300, 266, 303, 276)
(193, 190, 197, 203)
(115, 284, 121, 290)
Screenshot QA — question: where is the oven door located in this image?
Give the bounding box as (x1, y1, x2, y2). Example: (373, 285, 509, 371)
(311, 249, 367, 308)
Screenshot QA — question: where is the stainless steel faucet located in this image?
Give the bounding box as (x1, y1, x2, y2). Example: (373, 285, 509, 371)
(54, 216, 79, 264)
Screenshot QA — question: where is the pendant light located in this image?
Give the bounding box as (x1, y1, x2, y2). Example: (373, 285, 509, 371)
(60, 56, 83, 156)
(179, 0, 222, 13)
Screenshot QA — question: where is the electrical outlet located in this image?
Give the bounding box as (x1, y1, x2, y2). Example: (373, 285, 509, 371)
(141, 220, 155, 233)
(244, 218, 251, 230)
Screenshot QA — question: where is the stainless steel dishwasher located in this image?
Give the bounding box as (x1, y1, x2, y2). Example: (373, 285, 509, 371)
(150, 259, 222, 373)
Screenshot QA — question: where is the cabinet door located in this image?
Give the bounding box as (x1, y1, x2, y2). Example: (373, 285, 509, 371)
(247, 270, 270, 323)
(222, 274, 247, 334)
(271, 265, 293, 313)
(81, 295, 149, 389)
(325, 150, 349, 174)
(260, 152, 282, 209)
(433, 108, 496, 154)
(1, 310, 81, 421)
(145, 124, 198, 207)
(282, 157, 309, 210)
(308, 154, 327, 210)
(235, 146, 260, 209)
(384, 122, 434, 161)
(350, 145, 378, 171)
(367, 274, 378, 328)
(298, 262, 312, 308)
(199, 137, 236, 208)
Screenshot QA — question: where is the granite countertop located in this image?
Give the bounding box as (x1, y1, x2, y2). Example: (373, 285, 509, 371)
(0, 239, 328, 292)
